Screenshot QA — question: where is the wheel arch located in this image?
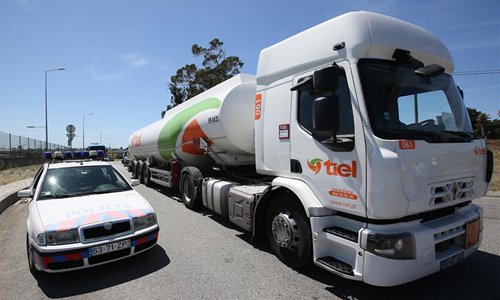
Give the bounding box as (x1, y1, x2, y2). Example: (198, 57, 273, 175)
(252, 177, 333, 240)
(180, 166, 203, 200)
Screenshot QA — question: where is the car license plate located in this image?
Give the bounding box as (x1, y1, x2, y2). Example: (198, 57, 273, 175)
(89, 240, 130, 257)
(466, 218, 480, 249)
(440, 252, 464, 270)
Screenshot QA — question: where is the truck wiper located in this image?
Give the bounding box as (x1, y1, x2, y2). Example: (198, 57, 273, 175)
(384, 128, 442, 142)
(441, 131, 475, 140)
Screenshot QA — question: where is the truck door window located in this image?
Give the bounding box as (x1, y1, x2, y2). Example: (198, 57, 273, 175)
(297, 68, 355, 147)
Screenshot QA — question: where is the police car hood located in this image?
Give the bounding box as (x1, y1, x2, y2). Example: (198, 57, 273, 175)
(36, 190, 154, 232)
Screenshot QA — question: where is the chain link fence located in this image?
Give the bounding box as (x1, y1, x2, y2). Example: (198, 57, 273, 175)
(0, 131, 69, 157)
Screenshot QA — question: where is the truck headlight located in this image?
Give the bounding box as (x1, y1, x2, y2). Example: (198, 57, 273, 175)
(37, 230, 80, 246)
(363, 233, 415, 259)
(133, 213, 157, 231)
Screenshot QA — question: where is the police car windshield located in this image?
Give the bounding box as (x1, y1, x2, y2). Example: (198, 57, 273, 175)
(38, 165, 132, 200)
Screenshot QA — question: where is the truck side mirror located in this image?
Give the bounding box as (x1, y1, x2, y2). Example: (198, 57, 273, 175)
(313, 96, 339, 133)
(313, 65, 339, 92)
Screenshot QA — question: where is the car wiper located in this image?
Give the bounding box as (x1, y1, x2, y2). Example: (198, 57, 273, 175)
(384, 128, 442, 142)
(93, 188, 129, 194)
(51, 193, 74, 199)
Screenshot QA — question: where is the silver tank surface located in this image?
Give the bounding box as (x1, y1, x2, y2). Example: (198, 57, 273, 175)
(128, 74, 256, 167)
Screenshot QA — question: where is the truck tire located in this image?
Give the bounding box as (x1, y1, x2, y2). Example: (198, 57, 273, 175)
(180, 171, 201, 210)
(26, 234, 38, 274)
(137, 160, 145, 184)
(265, 194, 312, 269)
(143, 163, 153, 187)
(131, 160, 138, 179)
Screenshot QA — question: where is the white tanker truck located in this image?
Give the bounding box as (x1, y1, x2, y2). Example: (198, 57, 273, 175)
(128, 11, 493, 286)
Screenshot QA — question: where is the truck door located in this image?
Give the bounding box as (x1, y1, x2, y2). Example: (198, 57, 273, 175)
(289, 61, 367, 217)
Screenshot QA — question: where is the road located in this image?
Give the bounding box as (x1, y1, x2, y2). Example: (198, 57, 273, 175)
(0, 162, 499, 300)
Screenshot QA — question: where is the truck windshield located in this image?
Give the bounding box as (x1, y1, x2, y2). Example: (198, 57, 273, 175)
(358, 59, 474, 143)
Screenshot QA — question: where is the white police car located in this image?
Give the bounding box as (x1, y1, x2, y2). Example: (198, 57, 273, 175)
(18, 160, 159, 272)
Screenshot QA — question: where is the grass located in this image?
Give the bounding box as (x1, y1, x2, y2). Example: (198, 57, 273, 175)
(487, 139, 500, 192)
(0, 165, 40, 186)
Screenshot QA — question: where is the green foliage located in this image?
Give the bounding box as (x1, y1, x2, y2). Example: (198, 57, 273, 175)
(168, 38, 244, 107)
(467, 107, 500, 139)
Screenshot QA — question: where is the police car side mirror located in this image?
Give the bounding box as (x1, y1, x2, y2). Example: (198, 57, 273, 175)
(131, 179, 140, 186)
(18, 189, 32, 198)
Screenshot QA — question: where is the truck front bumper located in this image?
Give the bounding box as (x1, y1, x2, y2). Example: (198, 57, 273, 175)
(311, 204, 482, 286)
(362, 204, 482, 286)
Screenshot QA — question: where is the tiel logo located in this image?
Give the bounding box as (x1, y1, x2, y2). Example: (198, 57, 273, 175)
(307, 158, 323, 174)
(307, 158, 357, 178)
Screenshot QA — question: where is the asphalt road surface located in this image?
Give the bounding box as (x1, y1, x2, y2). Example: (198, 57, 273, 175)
(0, 162, 499, 299)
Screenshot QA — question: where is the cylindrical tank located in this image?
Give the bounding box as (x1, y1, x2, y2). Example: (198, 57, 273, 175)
(128, 74, 256, 167)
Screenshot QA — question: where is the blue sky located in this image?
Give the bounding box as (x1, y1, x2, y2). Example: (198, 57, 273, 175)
(0, 0, 498, 148)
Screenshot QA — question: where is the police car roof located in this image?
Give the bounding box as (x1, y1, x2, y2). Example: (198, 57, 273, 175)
(47, 160, 111, 169)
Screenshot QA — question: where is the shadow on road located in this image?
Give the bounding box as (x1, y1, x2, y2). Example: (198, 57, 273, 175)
(33, 245, 170, 299)
(295, 250, 500, 300)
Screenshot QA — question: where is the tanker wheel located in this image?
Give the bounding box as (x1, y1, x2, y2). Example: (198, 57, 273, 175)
(137, 161, 145, 184)
(181, 173, 200, 210)
(265, 194, 312, 269)
(143, 164, 153, 187)
(131, 161, 138, 179)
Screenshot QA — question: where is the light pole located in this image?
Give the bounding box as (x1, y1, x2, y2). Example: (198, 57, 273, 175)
(96, 129, 109, 144)
(45, 67, 65, 150)
(82, 113, 93, 149)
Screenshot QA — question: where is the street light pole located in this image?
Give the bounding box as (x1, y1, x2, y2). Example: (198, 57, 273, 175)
(82, 113, 93, 149)
(44, 67, 65, 150)
(96, 129, 109, 144)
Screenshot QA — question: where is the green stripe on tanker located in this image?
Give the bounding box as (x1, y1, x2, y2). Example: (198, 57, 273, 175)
(158, 97, 221, 160)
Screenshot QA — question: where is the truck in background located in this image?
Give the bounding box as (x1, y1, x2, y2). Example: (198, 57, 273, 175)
(127, 12, 494, 286)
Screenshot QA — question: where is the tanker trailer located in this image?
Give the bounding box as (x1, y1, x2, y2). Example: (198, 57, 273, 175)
(128, 74, 257, 202)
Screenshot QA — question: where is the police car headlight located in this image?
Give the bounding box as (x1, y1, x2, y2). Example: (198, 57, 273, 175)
(39, 230, 80, 246)
(133, 213, 157, 231)
(363, 233, 415, 259)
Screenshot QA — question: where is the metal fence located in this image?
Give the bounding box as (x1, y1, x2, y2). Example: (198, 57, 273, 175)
(0, 131, 69, 157)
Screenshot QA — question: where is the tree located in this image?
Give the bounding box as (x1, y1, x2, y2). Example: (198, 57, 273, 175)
(167, 38, 244, 107)
(477, 112, 490, 137)
(467, 107, 500, 139)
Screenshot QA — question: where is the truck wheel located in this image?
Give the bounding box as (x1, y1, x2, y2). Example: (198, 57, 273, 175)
(137, 160, 145, 184)
(143, 163, 153, 187)
(265, 194, 312, 269)
(26, 234, 38, 274)
(181, 173, 200, 210)
(131, 161, 138, 179)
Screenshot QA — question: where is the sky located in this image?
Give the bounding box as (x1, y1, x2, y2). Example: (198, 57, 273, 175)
(0, 0, 498, 149)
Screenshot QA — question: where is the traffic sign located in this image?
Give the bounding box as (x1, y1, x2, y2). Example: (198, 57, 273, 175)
(66, 124, 76, 133)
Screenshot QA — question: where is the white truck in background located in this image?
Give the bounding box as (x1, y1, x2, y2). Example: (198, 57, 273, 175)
(128, 11, 494, 286)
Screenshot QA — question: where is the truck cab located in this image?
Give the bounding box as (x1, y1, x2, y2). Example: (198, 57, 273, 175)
(254, 11, 490, 286)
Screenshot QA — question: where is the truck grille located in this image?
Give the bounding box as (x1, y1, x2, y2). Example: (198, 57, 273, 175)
(429, 178, 473, 206)
(82, 220, 132, 241)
